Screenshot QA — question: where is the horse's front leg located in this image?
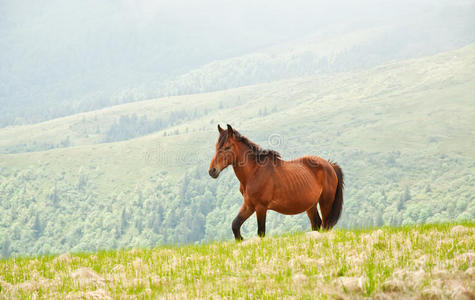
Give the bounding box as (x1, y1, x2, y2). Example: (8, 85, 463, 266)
(232, 203, 254, 241)
(256, 206, 267, 237)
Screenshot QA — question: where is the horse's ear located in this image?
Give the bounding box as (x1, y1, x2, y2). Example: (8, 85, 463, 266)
(218, 124, 224, 133)
(227, 124, 234, 136)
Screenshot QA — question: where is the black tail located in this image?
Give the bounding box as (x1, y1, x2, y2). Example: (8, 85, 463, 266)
(326, 162, 344, 228)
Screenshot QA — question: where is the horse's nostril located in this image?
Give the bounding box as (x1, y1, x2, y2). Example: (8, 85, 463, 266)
(209, 168, 217, 177)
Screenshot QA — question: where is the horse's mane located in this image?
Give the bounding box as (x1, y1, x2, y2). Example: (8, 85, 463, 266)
(219, 129, 281, 162)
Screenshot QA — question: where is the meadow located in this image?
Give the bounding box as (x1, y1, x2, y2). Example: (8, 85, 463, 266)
(0, 223, 474, 299)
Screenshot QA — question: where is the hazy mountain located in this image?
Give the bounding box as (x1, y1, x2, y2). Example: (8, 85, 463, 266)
(1, 0, 474, 127)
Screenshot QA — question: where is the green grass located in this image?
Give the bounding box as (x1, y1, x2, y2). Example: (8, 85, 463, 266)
(1, 223, 473, 299)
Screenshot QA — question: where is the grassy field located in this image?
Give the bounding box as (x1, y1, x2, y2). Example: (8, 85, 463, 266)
(0, 223, 473, 299)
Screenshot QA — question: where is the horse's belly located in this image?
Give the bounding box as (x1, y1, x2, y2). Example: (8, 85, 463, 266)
(268, 193, 317, 215)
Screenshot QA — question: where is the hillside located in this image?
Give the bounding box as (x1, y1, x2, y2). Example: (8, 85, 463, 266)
(0, 45, 474, 257)
(1, 1, 474, 127)
(0, 224, 474, 299)
(1, 43, 474, 153)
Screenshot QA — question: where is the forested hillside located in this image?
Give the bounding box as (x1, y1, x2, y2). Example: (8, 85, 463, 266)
(0, 45, 474, 257)
(1, 0, 474, 127)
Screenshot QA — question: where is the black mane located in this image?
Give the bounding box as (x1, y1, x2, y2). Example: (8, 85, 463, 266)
(219, 129, 281, 162)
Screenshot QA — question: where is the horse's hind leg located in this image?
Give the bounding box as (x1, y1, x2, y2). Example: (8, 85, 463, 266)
(232, 203, 254, 241)
(306, 203, 322, 231)
(255, 206, 267, 237)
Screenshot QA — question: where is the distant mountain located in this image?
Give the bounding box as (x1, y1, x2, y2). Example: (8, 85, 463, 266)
(1, 0, 474, 127)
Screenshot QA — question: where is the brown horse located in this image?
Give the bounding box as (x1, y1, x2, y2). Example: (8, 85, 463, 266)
(209, 124, 344, 240)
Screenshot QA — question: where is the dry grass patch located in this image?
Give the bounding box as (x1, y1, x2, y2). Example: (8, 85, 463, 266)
(0, 223, 473, 299)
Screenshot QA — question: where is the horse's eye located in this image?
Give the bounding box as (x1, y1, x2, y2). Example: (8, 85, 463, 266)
(224, 146, 231, 151)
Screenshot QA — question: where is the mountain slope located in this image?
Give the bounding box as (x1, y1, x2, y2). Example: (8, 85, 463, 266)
(1, 43, 474, 154)
(0, 45, 474, 257)
(1, 0, 474, 127)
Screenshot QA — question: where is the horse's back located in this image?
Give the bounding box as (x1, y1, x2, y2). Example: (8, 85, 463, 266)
(285, 155, 334, 176)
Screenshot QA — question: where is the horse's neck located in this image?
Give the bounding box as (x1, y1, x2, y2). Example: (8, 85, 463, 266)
(232, 162, 259, 187)
(232, 144, 260, 187)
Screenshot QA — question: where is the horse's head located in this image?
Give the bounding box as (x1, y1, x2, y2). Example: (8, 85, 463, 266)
(209, 124, 238, 178)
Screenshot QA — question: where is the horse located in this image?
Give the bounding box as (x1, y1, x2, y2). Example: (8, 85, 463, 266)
(208, 124, 344, 240)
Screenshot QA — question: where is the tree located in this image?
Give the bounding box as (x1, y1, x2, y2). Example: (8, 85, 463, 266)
(32, 213, 42, 239)
(403, 186, 411, 201)
(375, 212, 384, 227)
(120, 208, 128, 235)
(1, 238, 10, 258)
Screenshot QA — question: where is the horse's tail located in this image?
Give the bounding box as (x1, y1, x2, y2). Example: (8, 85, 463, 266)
(326, 162, 344, 228)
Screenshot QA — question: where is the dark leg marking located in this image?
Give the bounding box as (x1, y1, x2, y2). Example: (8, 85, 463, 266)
(256, 207, 267, 238)
(232, 204, 254, 241)
(232, 215, 244, 241)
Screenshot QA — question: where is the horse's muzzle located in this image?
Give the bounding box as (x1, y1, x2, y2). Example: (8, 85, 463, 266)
(209, 168, 219, 178)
